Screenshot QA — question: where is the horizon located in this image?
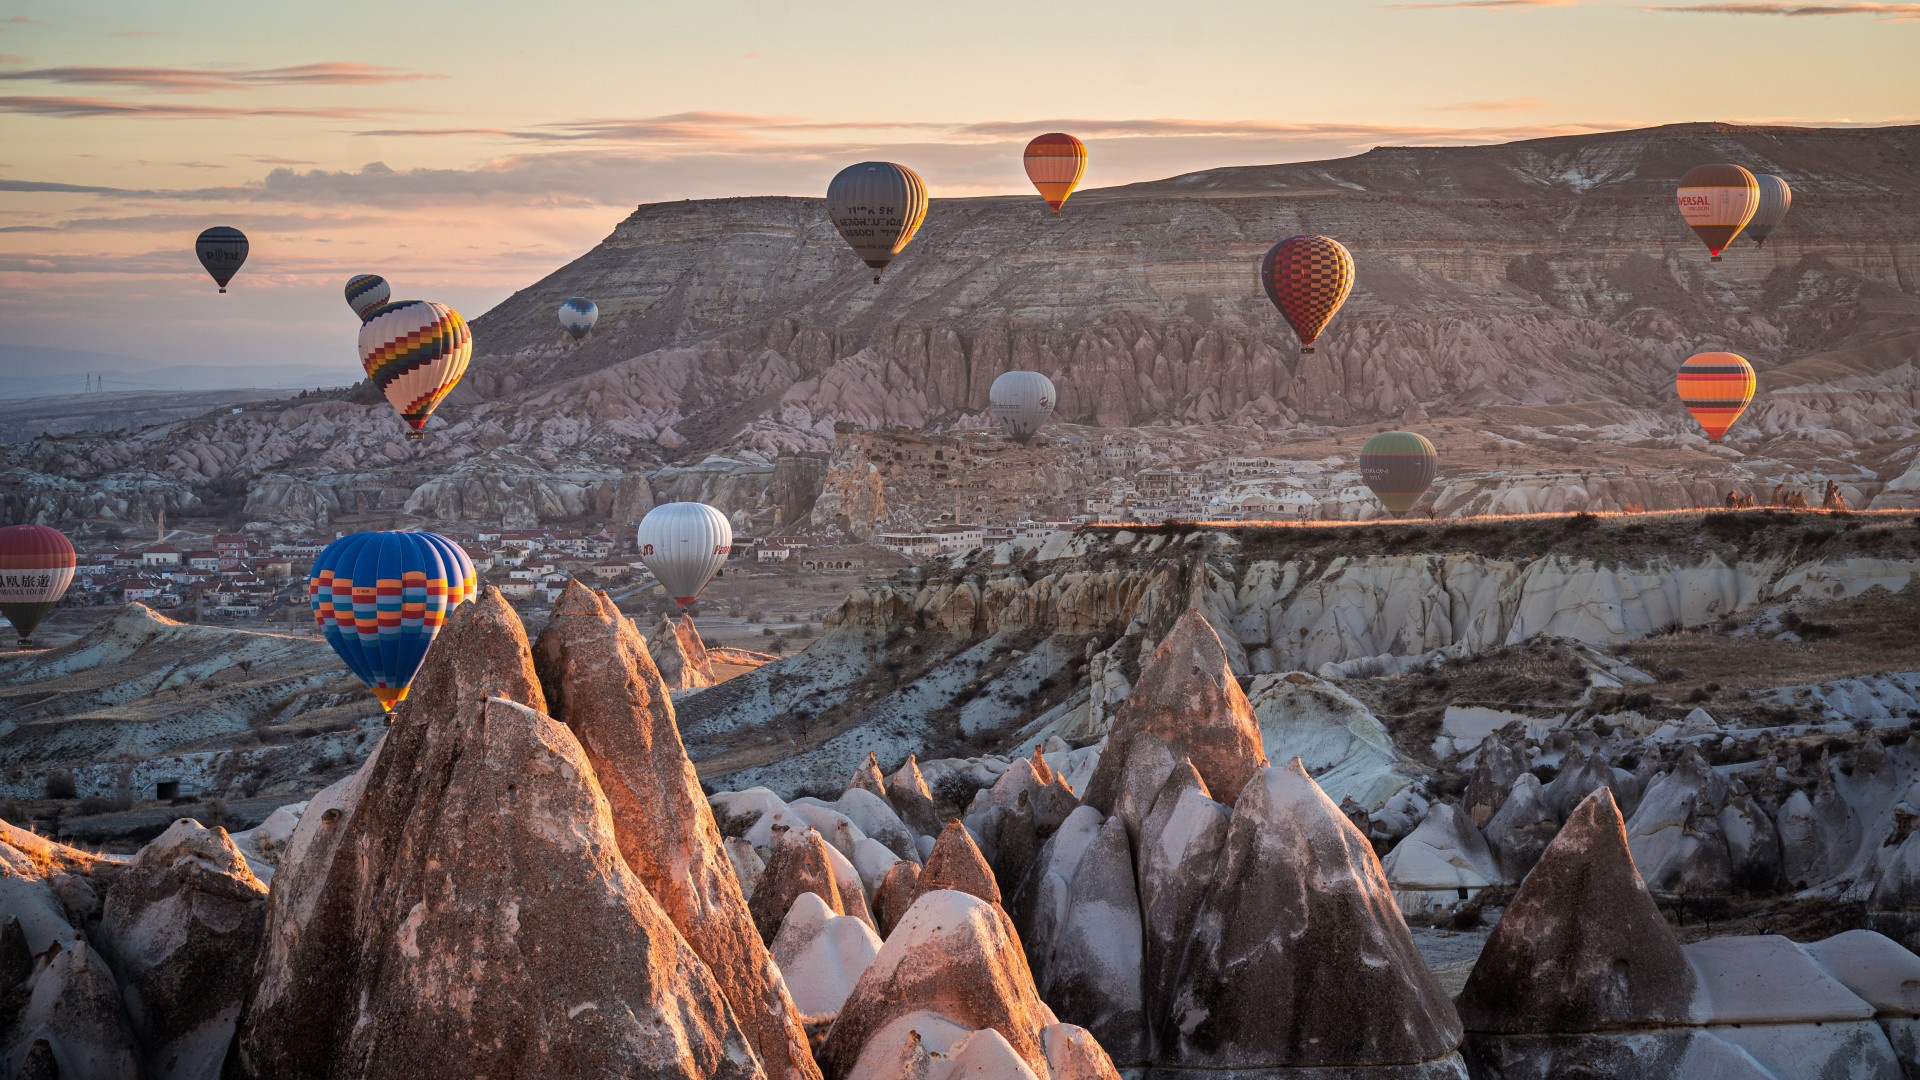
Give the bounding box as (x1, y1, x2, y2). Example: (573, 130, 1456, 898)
(1, 0, 1915, 372)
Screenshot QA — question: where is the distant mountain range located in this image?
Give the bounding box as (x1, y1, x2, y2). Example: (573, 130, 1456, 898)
(0, 344, 357, 399)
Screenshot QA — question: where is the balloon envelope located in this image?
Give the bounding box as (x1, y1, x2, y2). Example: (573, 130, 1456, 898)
(1023, 134, 1087, 213)
(635, 503, 732, 608)
(825, 162, 929, 283)
(309, 531, 476, 708)
(345, 275, 391, 321)
(1262, 235, 1354, 353)
(1676, 352, 1756, 441)
(357, 300, 472, 435)
(195, 226, 248, 292)
(559, 297, 598, 340)
(0, 524, 75, 643)
(1359, 431, 1437, 518)
(1747, 174, 1792, 246)
(989, 370, 1056, 444)
(1676, 164, 1759, 259)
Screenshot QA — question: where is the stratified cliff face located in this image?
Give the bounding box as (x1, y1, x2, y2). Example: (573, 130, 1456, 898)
(3, 123, 1915, 531)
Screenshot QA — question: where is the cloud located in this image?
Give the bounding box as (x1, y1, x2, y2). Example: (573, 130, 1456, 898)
(0, 54, 24, 64)
(0, 62, 441, 93)
(243, 154, 319, 165)
(1645, 1, 1920, 13)
(0, 95, 400, 119)
(1435, 98, 1550, 111)
(0, 225, 56, 232)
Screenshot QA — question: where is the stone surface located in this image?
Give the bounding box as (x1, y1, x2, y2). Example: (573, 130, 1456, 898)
(1382, 803, 1503, 910)
(1685, 935, 1875, 1025)
(1163, 758, 1462, 1070)
(888, 755, 944, 838)
(231, 588, 764, 1080)
(96, 817, 267, 1075)
(1804, 929, 1920, 1017)
(1034, 815, 1146, 1066)
(1717, 778, 1782, 895)
(728, 837, 768, 903)
(771, 891, 884, 1021)
(1082, 609, 1267, 818)
(754, 825, 861, 946)
(1136, 761, 1230, 1045)
(1482, 773, 1558, 885)
(872, 860, 920, 939)
(533, 581, 818, 1080)
(1244, 670, 1409, 812)
(817, 890, 1065, 1080)
(651, 613, 718, 690)
(908, 821, 1003, 912)
(1457, 788, 1698, 1035)
(849, 752, 890, 804)
(3, 941, 139, 1080)
(1464, 737, 1527, 829)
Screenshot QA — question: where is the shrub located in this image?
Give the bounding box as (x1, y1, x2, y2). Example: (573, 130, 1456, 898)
(45, 771, 76, 799)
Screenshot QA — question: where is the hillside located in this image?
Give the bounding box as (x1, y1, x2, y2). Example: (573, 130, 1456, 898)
(1, 122, 1916, 536)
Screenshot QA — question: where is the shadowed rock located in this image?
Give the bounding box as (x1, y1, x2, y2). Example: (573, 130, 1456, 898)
(1457, 788, 1698, 1034)
(1543, 748, 1640, 821)
(652, 612, 717, 689)
(1163, 758, 1461, 1070)
(753, 825, 860, 946)
(534, 581, 819, 1080)
(818, 890, 1064, 1080)
(908, 821, 1002, 912)
(872, 860, 920, 938)
(1038, 815, 1145, 1065)
(1136, 760, 1228, 1044)
(1082, 609, 1266, 820)
(989, 792, 1042, 895)
(233, 588, 764, 1080)
(1464, 736, 1526, 828)
(1483, 772, 1558, 884)
(1718, 778, 1781, 894)
(6, 941, 139, 1080)
(888, 755, 943, 838)
(97, 817, 267, 1075)
(1010, 806, 1105, 1000)
(771, 891, 883, 1022)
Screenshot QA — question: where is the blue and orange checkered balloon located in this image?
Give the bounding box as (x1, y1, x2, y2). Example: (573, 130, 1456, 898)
(1262, 235, 1355, 354)
(309, 531, 476, 709)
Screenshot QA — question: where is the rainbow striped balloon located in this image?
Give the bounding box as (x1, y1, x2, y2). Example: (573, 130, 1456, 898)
(309, 531, 476, 709)
(1675, 352, 1756, 441)
(357, 300, 472, 436)
(1023, 133, 1087, 214)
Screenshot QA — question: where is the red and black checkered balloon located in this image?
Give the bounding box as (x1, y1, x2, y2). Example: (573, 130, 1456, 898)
(1262, 235, 1354, 353)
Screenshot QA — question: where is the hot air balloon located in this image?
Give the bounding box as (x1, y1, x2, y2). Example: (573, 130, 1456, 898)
(1746, 174, 1792, 247)
(1262, 235, 1354, 354)
(1359, 432, 1438, 519)
(1676, 164, 1759, 261)
(558, 297, 598, 340)
(344, 275, 390, 321)
(989, 370, 1056, 444)
(1676, 352, 1756, 441)
(357, 300, 472, 438)
(635, 502, 732, 609)
(826, 162, 929, 284)
(1023, 133, 1087, 214)
(195, 226, 248, 292)
(0, 524, 75, 646)
(309, 531, 476, 709)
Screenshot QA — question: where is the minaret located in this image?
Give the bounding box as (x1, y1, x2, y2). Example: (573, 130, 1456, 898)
(157, 507, 166, 545)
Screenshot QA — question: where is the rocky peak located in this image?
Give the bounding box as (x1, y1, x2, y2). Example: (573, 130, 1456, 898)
(1457, 788, 1698, 1034)
(849, 753, 890, 804)
(652, 613, 718, 690)
(1081, 608, 1266, 817)
(751, 825, 859, 946)
(533, 580, 820, 1080)
(909, 821, 1002, 912)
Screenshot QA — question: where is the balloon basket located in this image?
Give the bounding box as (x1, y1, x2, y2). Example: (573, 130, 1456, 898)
(1300, 346, 1316, 354)
(1710, 255, 1722, 262)
(405, 432, 426, 441)
(872, 275, 882, 285)
(218, 287, 227, 294)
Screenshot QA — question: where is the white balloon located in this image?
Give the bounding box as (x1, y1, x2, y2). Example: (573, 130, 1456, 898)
(635, 502, 733, 608)
(989, 370, 1056, 444)
(558, 296, 598, 340)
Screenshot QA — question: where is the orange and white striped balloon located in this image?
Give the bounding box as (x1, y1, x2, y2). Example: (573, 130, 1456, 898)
(1676, 164, 1759, 261)
(1676, 351, 1756, 441)
(1023, 133, 1087, 214)
(356, 300, 472, 437)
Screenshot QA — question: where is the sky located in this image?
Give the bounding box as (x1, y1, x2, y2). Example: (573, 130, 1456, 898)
(0, 0, 1915, 385)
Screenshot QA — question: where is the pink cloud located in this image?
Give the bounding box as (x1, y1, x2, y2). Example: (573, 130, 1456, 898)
(0, 62, 441, 93)
(0, 95, 404, 119)
(1648, 0, 1920, 13)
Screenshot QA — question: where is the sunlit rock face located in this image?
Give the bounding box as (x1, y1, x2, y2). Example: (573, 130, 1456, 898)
(231, 588, 765, 1080)
(533, 581, 819, 1080)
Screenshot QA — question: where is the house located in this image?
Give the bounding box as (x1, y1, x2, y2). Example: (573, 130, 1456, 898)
(461, 547, 493, 573)
(252, 557, 295, 579)
(875, 533, 942, 560)
(589, 561, 630, 579)
(111, 551, 142, 569)
(120, 577, 163, 602)
(501, 529, 545, 550)
(756, 546, 792, 563)
(499, 581, 535, 600)
(214, 535, 250, 556)
(141, 544, 183, 568)
(926, 524, 985, 552)
(186, 551, 222, 571)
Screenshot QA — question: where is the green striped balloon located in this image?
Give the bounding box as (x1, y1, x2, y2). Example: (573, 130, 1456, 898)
(1359, 431, 1438, 518)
